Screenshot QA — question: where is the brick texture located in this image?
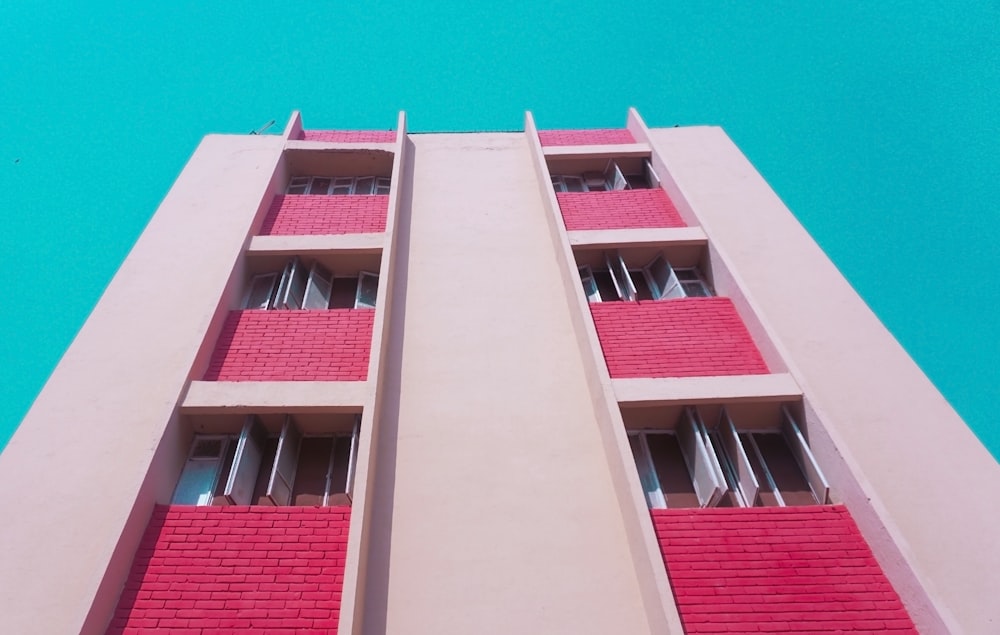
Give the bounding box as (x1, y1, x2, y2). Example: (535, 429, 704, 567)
(557, 189, 686, 231)
(204, 310, 374, 382)
(300, 130, 396, 143)
(652, 506, 918, 634)
(590, 298, 769, 378)
(107, 505, 351, 635)
(537, 128, 636, 146)
(260, 195, 388, 236)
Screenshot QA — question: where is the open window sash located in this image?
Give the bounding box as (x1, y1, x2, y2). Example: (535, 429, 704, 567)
(224, 416, 268, 505)
(677, 409, 726, 507)
(275, 257, 308, 309)
(344, 416, 361, 502)
(719, 409, 760, 506)
(302, 262, 334, 310)
(605, 251, 637, 301)
(628, 433, 666, 509)
(642, 255, 685, 300)
(243, 273, 278, 309)
(689, 408, 729, 507)
(577, 265, 601, 303)
(644, 159, 661, 189)
(780, 407, 830, 504)
(355, 271, 379, 308)
(267, 415, 302, 506)
(604, 161, 629, 191)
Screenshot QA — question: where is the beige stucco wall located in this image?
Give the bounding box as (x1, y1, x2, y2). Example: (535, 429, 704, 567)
(0, 135, 286, 635)
(357, 132, 656, 635)
(646, 125, 1000, 634)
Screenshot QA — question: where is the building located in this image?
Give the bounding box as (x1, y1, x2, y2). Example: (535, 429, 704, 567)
(1, 109, 997, 635)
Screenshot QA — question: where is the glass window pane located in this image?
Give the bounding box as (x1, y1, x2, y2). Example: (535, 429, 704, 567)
(564, 176, 585, 192)
(331, 177, 354, 195)
(172, 459, 223, 505)
(245, 274, 277, 309)
(303, 263, 334, 310)
(281, 260, 308, 309)
(287, 177, 309, 195)
(354, 176, 375, 195)
(375, 177, 391, 195)
(629, 434, 665, 509)
(309, 178, 332, 195)
(356, 272, 379, 308)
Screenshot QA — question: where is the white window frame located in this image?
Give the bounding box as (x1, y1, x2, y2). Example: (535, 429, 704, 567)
(302, 262, 334, 310)
(550, 175, 587, 193)
(287, 175, 390, 196)
(604, 160, 630, 191)
(243, 272, 279, 309)
(224, 415, 268, 505)
(605, 251, 637, 301)
(267, 415, 302, 506)
(781, 407, 831, 504)
(717, 408, 761, 507)
(628, 431, 667, 509)
(644, 159, 661, 188)
(642, 255, 685, 301)
(172, 435, 231, 506)
(355, 271, 380, 309)
(577, 265, 601, 303)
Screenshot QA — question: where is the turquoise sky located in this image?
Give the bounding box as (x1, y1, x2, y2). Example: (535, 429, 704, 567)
(1, 2, 998, 457)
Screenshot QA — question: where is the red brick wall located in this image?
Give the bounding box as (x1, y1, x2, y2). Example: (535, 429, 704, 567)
(260, 195, 388, 236)
(590, 299, 768, 378)
(204, 310, 374, 382)
(107, 505, 351, 634)
(537, 128, 636, 146)
(556, 189, 686, 231)
(300, 130, 396, 143)
(652, 506, 918, 634)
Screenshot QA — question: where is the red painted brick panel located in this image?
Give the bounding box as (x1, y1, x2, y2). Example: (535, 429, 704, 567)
(590, 298, 768, 378)
(652, 506, 918, 634)
(107, 505, 351, 635)
(204, 310, 374, 382)
(557, 189, 686, 230)
(260, 195, 388, 235)
(537, 128, 636, 146)
(300, 130, 396, 143)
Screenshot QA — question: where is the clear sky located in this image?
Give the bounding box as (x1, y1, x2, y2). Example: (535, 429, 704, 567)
(1, 2, 998, 457)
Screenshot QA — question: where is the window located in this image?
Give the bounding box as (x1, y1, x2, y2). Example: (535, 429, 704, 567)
(287, 176, 391, 195)
(551, 159, 660, 193)
(172, 415, 361, 507)
(578, 251, 711, 302)
(628, 406, 829, 509)
(243, 257, 379, 310)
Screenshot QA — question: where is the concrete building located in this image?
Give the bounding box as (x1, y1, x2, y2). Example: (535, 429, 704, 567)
(1, 109, 997, 635)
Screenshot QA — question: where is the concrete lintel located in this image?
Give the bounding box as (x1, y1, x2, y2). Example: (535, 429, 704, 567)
(613, 373, 802, 407)
(543, 143, 652, 159)
(181, 381, 368, 413)
(284, 139, 397, 152)
(248, 233, 385, 255)
(567, 227, 708, 249)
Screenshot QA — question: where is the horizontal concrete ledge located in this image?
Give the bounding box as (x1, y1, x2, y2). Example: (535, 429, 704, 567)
(284, 140, 397, 153)
(181, 381, 368, 413)
(248, 233, 385, 255)
(542, 143, 653, 159)
(568, 227, 708, 249)
(613, 373, 802, 407)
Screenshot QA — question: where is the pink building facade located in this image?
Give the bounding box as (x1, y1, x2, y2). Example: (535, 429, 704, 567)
(0, 110, 997, 634)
